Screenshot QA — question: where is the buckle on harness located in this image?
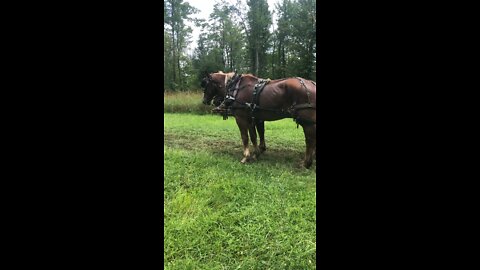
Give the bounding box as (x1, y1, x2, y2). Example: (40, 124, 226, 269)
(246, 103, 257, 111)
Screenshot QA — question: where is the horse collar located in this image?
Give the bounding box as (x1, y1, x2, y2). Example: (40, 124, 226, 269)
(226, 74, 242, 100)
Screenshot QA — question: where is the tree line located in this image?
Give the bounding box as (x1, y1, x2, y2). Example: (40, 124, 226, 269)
(164, 0, 316, 91)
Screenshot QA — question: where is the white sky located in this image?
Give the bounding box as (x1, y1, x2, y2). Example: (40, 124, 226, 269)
(183, 0, 280, 56)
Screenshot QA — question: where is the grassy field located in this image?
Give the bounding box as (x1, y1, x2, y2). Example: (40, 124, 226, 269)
(164, 109, 316, 269)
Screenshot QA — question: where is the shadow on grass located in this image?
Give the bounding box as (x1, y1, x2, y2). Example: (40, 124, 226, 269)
(165, 132, 316, 171)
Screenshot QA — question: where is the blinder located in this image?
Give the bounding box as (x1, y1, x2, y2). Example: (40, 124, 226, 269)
(200, 78, 207, 88)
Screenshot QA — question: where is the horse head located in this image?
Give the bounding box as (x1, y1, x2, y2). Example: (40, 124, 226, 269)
(201, 72, 232, 106)
(201, 73, 219, 105)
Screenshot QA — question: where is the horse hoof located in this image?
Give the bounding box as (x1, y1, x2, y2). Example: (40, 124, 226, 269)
(259, 146, 266, 153)
(240, 158, 248, 164)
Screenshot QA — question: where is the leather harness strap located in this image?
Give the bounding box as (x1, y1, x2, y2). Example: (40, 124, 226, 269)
(222, 76, 316, 126)
(296, 77, 313, 105)
(225, 74, 242, 100)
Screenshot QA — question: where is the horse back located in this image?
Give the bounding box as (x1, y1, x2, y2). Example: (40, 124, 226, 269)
(259, 77, 316, 109)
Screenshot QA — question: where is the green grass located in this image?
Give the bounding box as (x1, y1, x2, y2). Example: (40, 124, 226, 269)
(164, 90, 213, 114)
(164, 112, 316, 269)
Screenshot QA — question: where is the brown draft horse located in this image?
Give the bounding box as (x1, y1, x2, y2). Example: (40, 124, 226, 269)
(201, 71, 316, 168)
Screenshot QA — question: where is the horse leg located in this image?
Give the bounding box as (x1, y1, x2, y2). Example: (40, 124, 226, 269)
(256, 120, 266, 153)
(302, 124, 316, 168)
(248, 122, 260, 160)
(235, 117, 251, 164)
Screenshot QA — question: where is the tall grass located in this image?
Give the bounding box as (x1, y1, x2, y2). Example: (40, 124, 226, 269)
(164, 90, 213, 114)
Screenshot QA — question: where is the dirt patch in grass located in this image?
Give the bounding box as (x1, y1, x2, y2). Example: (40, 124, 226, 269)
(164, 131, 313, 168)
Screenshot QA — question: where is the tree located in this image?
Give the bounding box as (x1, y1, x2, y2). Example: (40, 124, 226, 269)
(246, 0, 271, 77)
(274, 0, 294, 78)
(164, 0, 198, 90)
(163, 0, 316, 91)
(291, 0, 316, 79)
(273, 0, 316, 80)
(192, 1, 248, 83)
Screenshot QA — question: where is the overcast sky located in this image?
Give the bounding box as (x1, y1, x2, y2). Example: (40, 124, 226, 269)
(183, 0, 279, 55)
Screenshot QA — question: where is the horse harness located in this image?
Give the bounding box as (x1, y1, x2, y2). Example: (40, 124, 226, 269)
(221, 75, 316, 127)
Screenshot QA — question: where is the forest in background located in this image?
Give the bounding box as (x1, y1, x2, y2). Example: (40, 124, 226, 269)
(164, 0, 316, 91)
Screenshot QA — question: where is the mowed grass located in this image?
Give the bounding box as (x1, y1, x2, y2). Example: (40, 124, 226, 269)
(164, 112, 316, 269)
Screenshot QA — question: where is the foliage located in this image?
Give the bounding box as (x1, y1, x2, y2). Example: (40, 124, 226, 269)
(164, 0, 199, 91)
(192, 1, 248, 84)
(163, 0, 317, 89)
(246, 0, 272, 77)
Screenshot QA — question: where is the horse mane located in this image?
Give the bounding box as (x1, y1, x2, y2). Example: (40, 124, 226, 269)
(212, 71, 236, 86)
(224, 72, 235, 82)
(241, 73, 259, 81)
